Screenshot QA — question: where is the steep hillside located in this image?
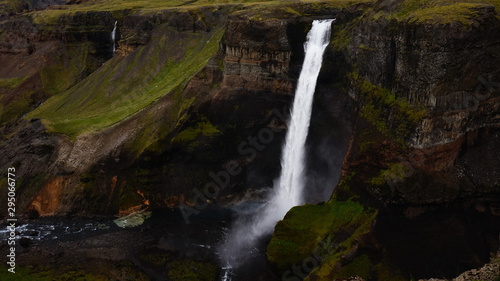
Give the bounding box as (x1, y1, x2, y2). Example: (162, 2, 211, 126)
(0, 0, 499, 280)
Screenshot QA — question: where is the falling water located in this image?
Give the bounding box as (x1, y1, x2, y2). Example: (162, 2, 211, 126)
(219, 19, 335, 279)
(274, 18, 335, 209)
(111, 21, 117, 54)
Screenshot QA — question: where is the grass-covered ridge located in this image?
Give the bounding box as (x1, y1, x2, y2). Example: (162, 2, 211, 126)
(372, 0, 500, 23)
(27, 21, 224, 138)
(29, 0, 376, 24)
(25, 0, 377, 138)
(230, 0, 374, 20)
(30, 0, 270, 24)
(26, 0, 499, 23)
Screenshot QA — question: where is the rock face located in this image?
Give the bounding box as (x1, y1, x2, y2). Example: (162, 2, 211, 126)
(265, 2, 500, 281)
(0, 4, 350, 216)
(0, 12, 114, 126)
(222, 17, 294, 93)
(419, 252, 500, 281)
(0, 0, 499, 280)
(340, 7, 500, 206)
(349, 11, 500, 148)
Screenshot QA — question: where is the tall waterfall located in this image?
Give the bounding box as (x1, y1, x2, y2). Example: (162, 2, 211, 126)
(219, 19, 334, 279)
(275, 18, 335, 208)
(111, 21, 117, 54)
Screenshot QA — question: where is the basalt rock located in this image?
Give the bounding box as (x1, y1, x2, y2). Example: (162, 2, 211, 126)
(0, 1, 499, 280)
(340, 9, 500, 206)
(268, 2, 500, 281)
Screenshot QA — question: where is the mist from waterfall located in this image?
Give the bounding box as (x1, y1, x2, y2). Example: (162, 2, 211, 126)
(219, 19, 335, 279)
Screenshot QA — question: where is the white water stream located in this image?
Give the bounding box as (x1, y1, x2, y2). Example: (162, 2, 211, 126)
(111, 21, 118, 54)
(219, 19, 335, 280)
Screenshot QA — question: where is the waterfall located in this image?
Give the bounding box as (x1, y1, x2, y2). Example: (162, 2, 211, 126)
(219, 19, 334, 279)
(111, 21, 117, 54)
(275, 18, 335, 208)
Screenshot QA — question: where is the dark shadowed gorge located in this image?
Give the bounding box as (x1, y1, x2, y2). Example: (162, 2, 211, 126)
(0, 0, 499, 280)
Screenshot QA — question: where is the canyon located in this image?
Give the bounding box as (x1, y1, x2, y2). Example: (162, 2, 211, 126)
(0, 0, 499, 280)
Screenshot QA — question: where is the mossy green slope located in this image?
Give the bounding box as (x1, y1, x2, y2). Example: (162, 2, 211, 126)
(29, 0, 378, 25)
(267, 199, 377, 270)
(27, 21, 224, 138)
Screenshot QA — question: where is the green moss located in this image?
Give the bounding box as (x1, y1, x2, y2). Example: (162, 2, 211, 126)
(373, 0, 500, 23)
(172, 116, 221, 143)
(330, 16, 364, 52)
(368, 163, 409, 185)
(167, 260, 219, 281)
(335, 172, 356, 198)
(0, 90, 34, 125)
(29, 0, 269, 24)
(357, 130, 378, 153)
(175, 97, 197, 126)
(0, 76, 27, 89)
(267, 200, 376, 270)
(391, 0, 434, 18)
(331, 255, 372, 279)
(354, 77, 427, 145)
(331, 24, 351, 51)
(231, 0, 374, 21)
(303, 203, 378, 281)
(125, 83, 197, 156)
(23, 0, 500, 26)
(405, 2, 488, 25)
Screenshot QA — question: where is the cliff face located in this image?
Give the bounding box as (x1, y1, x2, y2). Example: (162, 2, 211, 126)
(0, 0, 499, 280)
(342, 4, 500, 205)
(350, 8, 500, 147)
(0, 2, 356, 217)
(0, 6, 234, 215)
(266, 1, 500, 280)
(0, 11, 115, 126)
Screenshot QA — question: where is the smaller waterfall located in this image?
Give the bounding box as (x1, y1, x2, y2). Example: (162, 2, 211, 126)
(111, 21, 118, 54)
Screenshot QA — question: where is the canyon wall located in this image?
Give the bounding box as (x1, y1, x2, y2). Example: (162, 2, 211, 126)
(0, 0, 499, 279)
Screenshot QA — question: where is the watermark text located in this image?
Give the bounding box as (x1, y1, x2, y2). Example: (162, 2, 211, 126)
(6, 167, 16, 273)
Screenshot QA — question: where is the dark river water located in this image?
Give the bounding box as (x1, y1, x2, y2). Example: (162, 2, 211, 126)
(1, 204, 281, 281)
